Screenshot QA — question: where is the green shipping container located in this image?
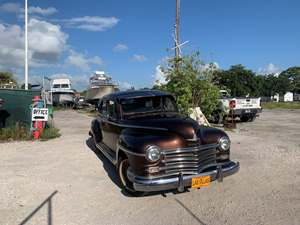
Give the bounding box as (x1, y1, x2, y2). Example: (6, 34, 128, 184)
(0, 89, 41, 127)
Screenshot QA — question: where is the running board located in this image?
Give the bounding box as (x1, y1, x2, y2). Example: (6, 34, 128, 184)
(95, 142, 117, 165)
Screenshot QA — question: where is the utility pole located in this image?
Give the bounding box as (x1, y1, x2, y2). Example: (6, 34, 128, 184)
(175, 0, 180, 59)
(24, 0, 28, 90)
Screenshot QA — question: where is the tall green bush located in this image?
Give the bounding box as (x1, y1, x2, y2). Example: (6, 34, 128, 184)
(155, 52, 220, 117)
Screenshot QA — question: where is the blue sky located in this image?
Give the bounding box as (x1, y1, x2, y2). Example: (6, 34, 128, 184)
(0, 0, 299, 90)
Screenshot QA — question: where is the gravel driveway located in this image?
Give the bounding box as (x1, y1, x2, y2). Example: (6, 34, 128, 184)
(0, 109, 299, 225)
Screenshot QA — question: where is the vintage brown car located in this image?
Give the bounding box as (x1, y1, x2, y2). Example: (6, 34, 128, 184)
(89, 90, 239, 195)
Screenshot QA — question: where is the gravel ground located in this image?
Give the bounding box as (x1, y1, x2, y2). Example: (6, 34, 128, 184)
(0, 109, 299, 225)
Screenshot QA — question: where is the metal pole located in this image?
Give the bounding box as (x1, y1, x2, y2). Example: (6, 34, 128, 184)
(175, 0, 180, 59)
(24, 0, 28, 90)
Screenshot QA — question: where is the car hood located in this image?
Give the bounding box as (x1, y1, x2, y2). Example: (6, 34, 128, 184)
(122, 114, 228, 145)
(123, 115, 199, 140)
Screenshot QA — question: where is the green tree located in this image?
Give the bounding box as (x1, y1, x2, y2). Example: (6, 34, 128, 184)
(213, 65, 257, 97)
(191, 80, 220, 117)
(279, 67, 300, 93)
(0, 71, 16, 85)
(260, 74, 278, 97)
(155, 52, 220, 116)
(275, 74, 292, 95)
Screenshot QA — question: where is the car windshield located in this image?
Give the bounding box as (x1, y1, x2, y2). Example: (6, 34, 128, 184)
(120, 96, 178, 115)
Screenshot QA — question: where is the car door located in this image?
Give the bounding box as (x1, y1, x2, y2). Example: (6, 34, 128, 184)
(100, 98, 119, 151)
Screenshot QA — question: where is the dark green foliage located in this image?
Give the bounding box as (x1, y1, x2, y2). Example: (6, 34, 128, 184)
(191, 80, 220, 117)
(213, 65, 257, 97)
(213, 65, 299, 97)
(0, 71, 17, 85)
(279, 67, 300, 94)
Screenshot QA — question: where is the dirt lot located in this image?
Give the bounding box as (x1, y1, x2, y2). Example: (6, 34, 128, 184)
(1, 109, 299, 225)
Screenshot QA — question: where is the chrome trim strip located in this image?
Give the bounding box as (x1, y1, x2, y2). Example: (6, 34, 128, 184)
(162, 143, 219, 155)
(118, 145, 145, 157)
(95, 143, 117, 165)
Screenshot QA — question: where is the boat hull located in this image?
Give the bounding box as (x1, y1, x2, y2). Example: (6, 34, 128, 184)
(86, 85, 118, 104)
(52, 92, 75, 106)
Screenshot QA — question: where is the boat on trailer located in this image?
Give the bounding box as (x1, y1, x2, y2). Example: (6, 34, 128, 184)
(86, 71, 119, 105)
(50, 79, 75, 106)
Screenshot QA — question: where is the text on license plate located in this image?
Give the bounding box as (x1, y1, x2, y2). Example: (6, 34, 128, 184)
(191, 175, 210, 188)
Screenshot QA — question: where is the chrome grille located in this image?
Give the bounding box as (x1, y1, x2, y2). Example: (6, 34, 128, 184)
(160, 144, 217, 175)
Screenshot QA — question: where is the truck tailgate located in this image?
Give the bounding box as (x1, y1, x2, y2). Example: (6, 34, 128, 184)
(235, 98, 261, 109)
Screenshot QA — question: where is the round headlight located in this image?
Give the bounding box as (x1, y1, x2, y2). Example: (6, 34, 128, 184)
(145, 145, 161, 162)
(219, 137, 230, 151)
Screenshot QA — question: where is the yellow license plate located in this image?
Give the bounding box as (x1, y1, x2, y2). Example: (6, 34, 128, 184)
(191, 175, 210, 188)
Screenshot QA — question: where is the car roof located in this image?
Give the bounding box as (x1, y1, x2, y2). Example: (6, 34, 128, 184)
(105, 89, 173, 100)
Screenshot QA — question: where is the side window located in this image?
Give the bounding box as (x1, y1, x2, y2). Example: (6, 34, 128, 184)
(98, 100, 108, 117)
(107, 100, 117, 119)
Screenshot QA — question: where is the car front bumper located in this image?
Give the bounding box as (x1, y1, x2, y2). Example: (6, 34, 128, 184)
(127, 161, 240, 192)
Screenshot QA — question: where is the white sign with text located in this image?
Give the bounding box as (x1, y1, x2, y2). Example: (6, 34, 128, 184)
(32, 108, 48, 121)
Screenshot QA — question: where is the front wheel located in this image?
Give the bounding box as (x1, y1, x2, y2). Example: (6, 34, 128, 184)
(118, 158, 146, 197)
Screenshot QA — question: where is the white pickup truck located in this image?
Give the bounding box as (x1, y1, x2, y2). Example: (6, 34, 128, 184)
(213, 90, 262, 123)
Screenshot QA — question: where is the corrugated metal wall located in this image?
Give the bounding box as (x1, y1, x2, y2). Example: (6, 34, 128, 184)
(0, 89, 41, 126)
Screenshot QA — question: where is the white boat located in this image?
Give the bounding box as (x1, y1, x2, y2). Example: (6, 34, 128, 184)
(86, 71, 119, 104)
(50, 79, 75, 106)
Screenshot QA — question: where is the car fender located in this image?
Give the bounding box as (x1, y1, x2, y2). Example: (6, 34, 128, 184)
(90, 118, 102, 143)
(117, 127, 186, 176)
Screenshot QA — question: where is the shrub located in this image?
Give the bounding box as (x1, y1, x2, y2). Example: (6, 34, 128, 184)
(39, 126, 61, 141)
(0, 123, 61, 141)
(155, 52, 220, 117)
(0, 123, 31, 141)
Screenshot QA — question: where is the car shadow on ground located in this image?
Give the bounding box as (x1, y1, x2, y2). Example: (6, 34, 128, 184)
(85, 137, 123, 189)
(85, 137, 188, 198)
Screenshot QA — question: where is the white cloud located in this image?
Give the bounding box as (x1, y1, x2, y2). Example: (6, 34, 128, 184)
(0, 2, 20, 13)
(28, 6, 57, 16)
(28, 19, 68, 63)
(132, 54, 147, 62)
(63, 16, 119, 32)
(0, 3, 57, 16)
(113, 43, 128, 52)
(153, 66, 167, 86)
(258, 63, 281, 75)
(118, 81, 134, 90)
(0, 24, 24, 70)
(0, 18, 68, 72)
(66, 50, 103, 71)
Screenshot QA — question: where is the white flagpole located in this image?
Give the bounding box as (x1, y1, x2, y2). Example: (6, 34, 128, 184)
(24, 0, 28, 90)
